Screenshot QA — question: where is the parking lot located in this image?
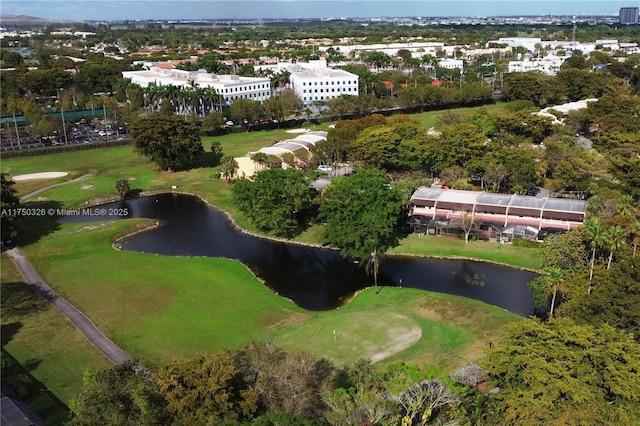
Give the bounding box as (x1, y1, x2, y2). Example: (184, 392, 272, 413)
(1, 120, 129, 152)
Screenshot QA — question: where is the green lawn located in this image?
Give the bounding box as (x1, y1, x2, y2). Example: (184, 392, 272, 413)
(274, 286, 520, 369)
(1, 255, 113, 425)
(20, 219, 307, 367)
(390, 233, 542, 270)
(14, 218, 521, 371)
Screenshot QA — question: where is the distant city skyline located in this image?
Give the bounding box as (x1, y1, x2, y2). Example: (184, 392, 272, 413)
(0, 0, 638, 22)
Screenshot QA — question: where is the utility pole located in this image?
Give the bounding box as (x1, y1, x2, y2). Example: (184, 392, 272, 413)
(61, 106, 68, 145)
(58, 89, 68, 145)
(103, 105, 109, 142)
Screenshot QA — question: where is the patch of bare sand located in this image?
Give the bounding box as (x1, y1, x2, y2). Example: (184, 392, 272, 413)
(13, 171, 68, 181)
(370, 325, 422, 363)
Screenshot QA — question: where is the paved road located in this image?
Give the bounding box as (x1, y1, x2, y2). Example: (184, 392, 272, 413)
(19, 174, 93, 201)
(6, 248, 132, 365)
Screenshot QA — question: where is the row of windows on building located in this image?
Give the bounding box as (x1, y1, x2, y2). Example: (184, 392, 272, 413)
(302, 87, 355, 94)
(300, 80, 355, 86)
(303, 94, 354, 101)
(224, 92, 270, 101)
(222, 84, 269, 93)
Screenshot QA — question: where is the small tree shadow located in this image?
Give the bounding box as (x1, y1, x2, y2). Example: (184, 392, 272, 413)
(191, 151, 223, 169)
(126, 188, 143, 198)
(22, 358, 42, 372)
(1, 348, 70, 425)
(1, 322, 23, 346)
(1, 282, 50, 319)
(15, 200, 63, 247)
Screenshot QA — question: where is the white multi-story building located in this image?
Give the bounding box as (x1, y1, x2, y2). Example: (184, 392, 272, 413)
(255, 59, 360, 108)
(507, 54, 567, 76)
(319, 42, 446, 59)
(289, 67, 359, 109)
(438, 58, 464, 71)
(278, 60, 359, 108)
(122, 66, 271, 104)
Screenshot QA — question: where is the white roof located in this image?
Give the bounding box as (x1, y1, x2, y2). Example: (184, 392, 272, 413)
(259, 146, 293, 156)
(436, 189, 481, 205)
(294, 134, 326, 144)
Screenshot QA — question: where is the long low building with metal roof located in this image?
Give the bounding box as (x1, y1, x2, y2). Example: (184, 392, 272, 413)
(410, 186, 587, 237)
(234, 131, 328, 178)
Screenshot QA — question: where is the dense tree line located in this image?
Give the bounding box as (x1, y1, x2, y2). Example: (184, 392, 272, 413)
(68, 325, 640, 426)
(67, 341, 503, 425)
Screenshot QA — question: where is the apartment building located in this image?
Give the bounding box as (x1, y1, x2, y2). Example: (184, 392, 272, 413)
(409, 187, 587, 241)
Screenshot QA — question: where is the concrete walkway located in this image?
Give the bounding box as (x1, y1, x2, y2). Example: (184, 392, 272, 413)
(19, 174, 93, 201)
(6, 247, 132, 365)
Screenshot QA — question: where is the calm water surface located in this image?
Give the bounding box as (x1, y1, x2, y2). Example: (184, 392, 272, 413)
(60, 193, 537, 315)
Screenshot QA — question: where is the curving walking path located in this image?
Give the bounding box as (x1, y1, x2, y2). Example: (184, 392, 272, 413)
(6, 247, 132, 365)
(19, 173, 93, 201)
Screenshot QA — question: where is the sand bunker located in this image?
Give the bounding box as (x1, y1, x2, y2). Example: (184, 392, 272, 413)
(13, 172, 68, 181)
(286, 128, 309, 134)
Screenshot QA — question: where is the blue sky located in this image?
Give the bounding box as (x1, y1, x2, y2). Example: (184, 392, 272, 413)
(0, 1, 636, 21)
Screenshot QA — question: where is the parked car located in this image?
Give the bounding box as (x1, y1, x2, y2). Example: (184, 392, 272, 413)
(317, 165, 333, 173)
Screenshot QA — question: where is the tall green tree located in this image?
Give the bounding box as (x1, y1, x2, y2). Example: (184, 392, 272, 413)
(318, 169, 403, 260)
(232, 168, 315, 237)
(605, 225, 627, 270)
(583, 217, 606, 289)
(482, 318, 640, 426)
(114, 178, 130, 198)
(130, 113, 203, 171)
(424, 122, 486, 173)
(230, 98, 262, 131)
(629, 220, 640, 257)
(1, 173, 20, 242)
(156, 352, 258, 425)
(364, 246, 380, 294)
(220, 155, 239, 183)
(68, 362, 170, 426)
(350, 120, 428, 171)
(540, 228, 587, 272)
(561, 254, 640, 341)
(234, 341, 334, 419)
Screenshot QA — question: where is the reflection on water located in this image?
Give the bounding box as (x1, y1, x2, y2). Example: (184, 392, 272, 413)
(60, 193, 536, 314)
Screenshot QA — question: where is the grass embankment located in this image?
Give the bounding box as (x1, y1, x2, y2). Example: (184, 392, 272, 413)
(1, 254, 113, 425)
(391, 234, 541, 270)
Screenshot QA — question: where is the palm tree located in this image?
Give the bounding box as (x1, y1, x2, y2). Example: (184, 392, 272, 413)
(144, 82, 164, 113)
(583, 217, 606, 292)
(251, 152, 268, 173)
(6, 95, 22, 150)
(617, 194, 637, 217)
(605, 225, 627, 270)
(546, 267, 565, 318)
(629, 220, 640, 257)
(220, 155, 239, 183)
(364, 243, 382, 295)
